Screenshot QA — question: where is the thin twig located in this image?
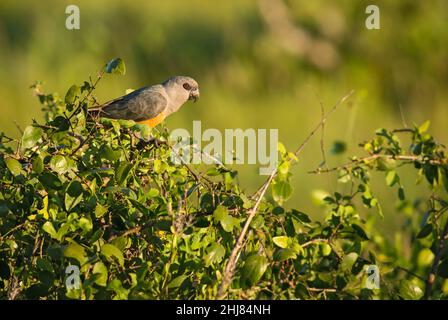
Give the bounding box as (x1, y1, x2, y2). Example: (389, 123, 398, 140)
(309, 154, 448, 174)
(215, 90, 354, 299)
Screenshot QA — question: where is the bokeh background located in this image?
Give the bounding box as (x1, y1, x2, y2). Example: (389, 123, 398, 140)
(1, 0, 447, 233)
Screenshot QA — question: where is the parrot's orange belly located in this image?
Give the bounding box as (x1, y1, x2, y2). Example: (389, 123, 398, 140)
(138, 112, 166, 127)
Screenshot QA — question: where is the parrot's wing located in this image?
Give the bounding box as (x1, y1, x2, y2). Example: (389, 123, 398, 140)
(100, 87, 167, 121)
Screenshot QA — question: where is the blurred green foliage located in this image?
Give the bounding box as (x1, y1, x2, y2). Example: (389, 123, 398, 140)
(1, 63, 448, 299)
(0, 0, 447, 246)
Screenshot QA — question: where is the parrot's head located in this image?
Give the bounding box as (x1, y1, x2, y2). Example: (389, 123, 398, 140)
(163, 76, 200, 103)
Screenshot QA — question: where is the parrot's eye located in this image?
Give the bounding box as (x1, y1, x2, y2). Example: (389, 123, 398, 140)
(183, 83, 191, 90)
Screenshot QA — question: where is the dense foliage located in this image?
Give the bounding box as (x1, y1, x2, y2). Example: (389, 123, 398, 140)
(0, 60, 447, 300)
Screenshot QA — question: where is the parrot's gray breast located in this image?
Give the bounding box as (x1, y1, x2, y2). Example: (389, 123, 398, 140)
(100, 86, 167, 122)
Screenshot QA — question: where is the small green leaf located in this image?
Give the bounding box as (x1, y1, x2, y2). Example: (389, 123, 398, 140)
(277, 142, 286, 155)
(437, 259, 448, 278)
(64, 242, 88, 265)
(50, 155, 68, 174)
(418, 120, 430, 134)
(399, 279, 423, 300)
(213, 205, 228, 222)
(274, 248, 297, 262)
(95, 204, 108, 218)
(32, 156, 44, 174)
(213, 206, 237, 232)
(320, 243, 332, 256)
(42, 222, 58, 240)
(92, 261, 108, 287)
(272, 180, 293, 205)
(115, 161, 133, 186)
(272, 236, 289, 248)
(204, 242, 225, 267)
(386, 170, 398, 186)
(416, 223, 433, 239)
(330, 140, 347, 155)
(5, 158, 25, 176)
(398, 186, 405, 200)
(290, 209, 311, 223)
(65, 181, 83, 211)
(101, 244, 124, 267)
(352, 224, 369, 240)
(341, 252, 358, 271)
(21, 126, 42, 149)
(220, 215, 238, 233)
(100, 145, 121, 162)
(65, 85, 81, 104)
(167, 275, 188, 289)
(39, 173, 63, 190)
(105, 58, 126, 75)
(241, 254, 269, 285)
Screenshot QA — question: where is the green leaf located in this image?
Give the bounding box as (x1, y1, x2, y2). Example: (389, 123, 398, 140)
(274, 248, 297, 262)
(330, 140, 347, 155)
(398, 186, 405, 200)
(341, 252, 358, 272)
(101, 244, 124, 267)
(36, 257, 54, 273)
(437, 258, 448, 278)
(418, 120, 430, 134)
(95, 204, 108, 218)
(352, 224, 369, 240)
(147, 188, 159, 198)
(32, 156, 44, 174)
(277, 142, 286, 155)
(42, 222, 58, 240)
(416, 223, 433, 239)
(290, 209, 311, 223)
(399, 280, 423, 300)
(220, 215, 238, 232)
(213, 206, 237, 232)
(65, 85, 81, 104)
(105, 58, 126, 75)
(386, 170, 398, 186)
(320, 243, 332, 256)
(241, 254, 269, 285)
(64, 242, 88, 265)
(5, 158, 25, 176)
(213, 205, 228, 222)
(51, 116, 70, 131)
(100, 145, 121, 162)
(115, 161, 133, 186)
(21, 126, 42, 149)
(39, 172, 63, 190)
(92, 261, 108, 287)
(167, 274, 188, 289)
(50, 155, 68, 174)
(204, 242, 225, 266)
(272, 236, 289, 248)
(132, 124, 151, 140)
(417, 248, 434, 268)
(65, 181, 83, 211)
(272, 180, 293, 205)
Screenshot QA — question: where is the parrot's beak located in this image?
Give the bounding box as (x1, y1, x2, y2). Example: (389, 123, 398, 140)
(189, 89, 200, 102)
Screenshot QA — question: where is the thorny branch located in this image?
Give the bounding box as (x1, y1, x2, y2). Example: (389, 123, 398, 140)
(216, 90, 354, 299)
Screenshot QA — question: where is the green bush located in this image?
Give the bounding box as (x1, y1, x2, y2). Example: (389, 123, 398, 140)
(1, 59, 447, 300)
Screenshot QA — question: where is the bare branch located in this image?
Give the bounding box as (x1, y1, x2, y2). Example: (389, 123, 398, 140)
(215, 90, 354, 299)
